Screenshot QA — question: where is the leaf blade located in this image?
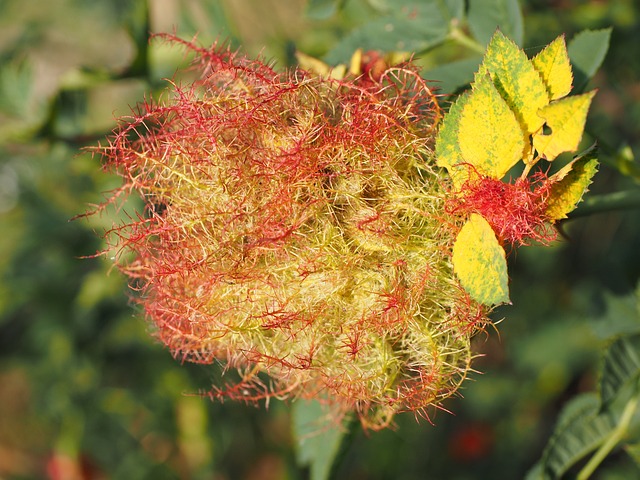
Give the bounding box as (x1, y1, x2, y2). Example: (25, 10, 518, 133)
(600, 333, 640, 407)
(568, 28, 612, 92)
(292, 400, 347, 480)
(467, 0, 524, 46)
(533, 91, 596, 161)
(546, 147, 599, 221)
(532, 35, 573, 101)
(540, 393, 617, 480)
(435, 91, 470, 188)
(457, 74, 526, 179)
(480, 30, 549, 135)
(452, 214, 509, 306)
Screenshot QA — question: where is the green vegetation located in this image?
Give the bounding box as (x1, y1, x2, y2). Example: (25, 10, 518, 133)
(1, 1, 639, 478)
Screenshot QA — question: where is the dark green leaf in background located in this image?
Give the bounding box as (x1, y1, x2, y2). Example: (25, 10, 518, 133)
(538, 394, 617, 480)
(467, 0, 524, 46)
(568, 28, 612, 92)
(292, 400, 348, 480)
(306, 0, 344, 20)
(627, 442, 640, 469)
(425, 55, 482, 93)
(600, 334, 640, 407)
(325, 0, 456, 63)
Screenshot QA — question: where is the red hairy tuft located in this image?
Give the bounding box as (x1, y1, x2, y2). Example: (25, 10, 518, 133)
(449, 172, 557, 247)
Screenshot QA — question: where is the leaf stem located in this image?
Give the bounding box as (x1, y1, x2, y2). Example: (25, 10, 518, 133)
(448, 23, 486, 55)
(577, 389, 640, 480)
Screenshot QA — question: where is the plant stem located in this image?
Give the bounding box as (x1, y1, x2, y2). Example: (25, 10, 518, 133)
(577, 391, 640, 480)
(569, 190, 640, 218)
(448, 23, 486, 54)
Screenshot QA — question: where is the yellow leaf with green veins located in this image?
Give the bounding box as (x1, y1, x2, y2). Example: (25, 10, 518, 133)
(435, 92, 470, 188)
(532, 35, 573, 101)
(480, 30, 549, 135)
(457, 74, 525, 180)
(546, 148, 599, 221)
(452, 214, 510, 306)
(532, 91, 596, 161)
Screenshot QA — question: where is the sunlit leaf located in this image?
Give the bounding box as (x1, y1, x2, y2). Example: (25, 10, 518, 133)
(296, 51, 347, 79)
(452, 214, 509, 306)
(457, 74, 525, 179)
(479, 30, 549, 135)
(292, 400, 347, 480)
(568, 28, 612, 92)
(546, 147, 598, 221)
(532, 35, 573, 101)
(599, 333, 640, 407)
(533, 91, 596, 161)
(467, 0, 523, 46)
(435, 91, 470, 188)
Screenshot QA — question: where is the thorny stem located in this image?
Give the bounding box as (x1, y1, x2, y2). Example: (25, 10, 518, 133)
(577, 385, 640, 480)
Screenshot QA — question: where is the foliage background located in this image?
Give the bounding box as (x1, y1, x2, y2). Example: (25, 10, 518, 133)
(0, 0, 639, 479)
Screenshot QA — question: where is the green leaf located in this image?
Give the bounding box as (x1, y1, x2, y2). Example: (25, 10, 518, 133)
(292, 400, 347, 480)
(452, 214, 510, 306)
(467, 0, 524, 46)
(425, 55, 482, 94)
(443, 0, 465, 20)
(524, 462, 544, 480)
(600, 334, 640, 407)
(546, 147, 599, 221)
(539, 393, 617, 480)
(306, 0, 343, 19)
(589, 289, 640, 340)
(324, 1, 450, 64)
(364, 0, 464, 20)
(435, 91, 470, 188)
(0, 58, 48, 142)
(457, 74, 526, 179)
(625, 442, 640, 468)
(533, 91, 596, 161)
(479, 30, 549, 135)
(568, 28, 612, 93)
(532, 35, 573, 101)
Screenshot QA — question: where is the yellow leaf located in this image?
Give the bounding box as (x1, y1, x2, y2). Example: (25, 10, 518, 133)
(480, 30, 549, 135)
(457, 74, 526, 180)
(546, 147, 599, 221)
(435, 92, 470, 188)
(348, 49, 363, 76)
(452, 214, 510, 306)
(532, 91, 596, 161)
(532, 35, 573, 101)
(296, 51, 347, 79)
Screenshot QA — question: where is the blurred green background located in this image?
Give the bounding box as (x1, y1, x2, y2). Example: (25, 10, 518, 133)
(0, 0, 639, 478)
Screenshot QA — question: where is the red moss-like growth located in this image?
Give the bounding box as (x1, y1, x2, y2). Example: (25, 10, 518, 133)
(92, 36, 487, 429)
(449, 173, 557, 246)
